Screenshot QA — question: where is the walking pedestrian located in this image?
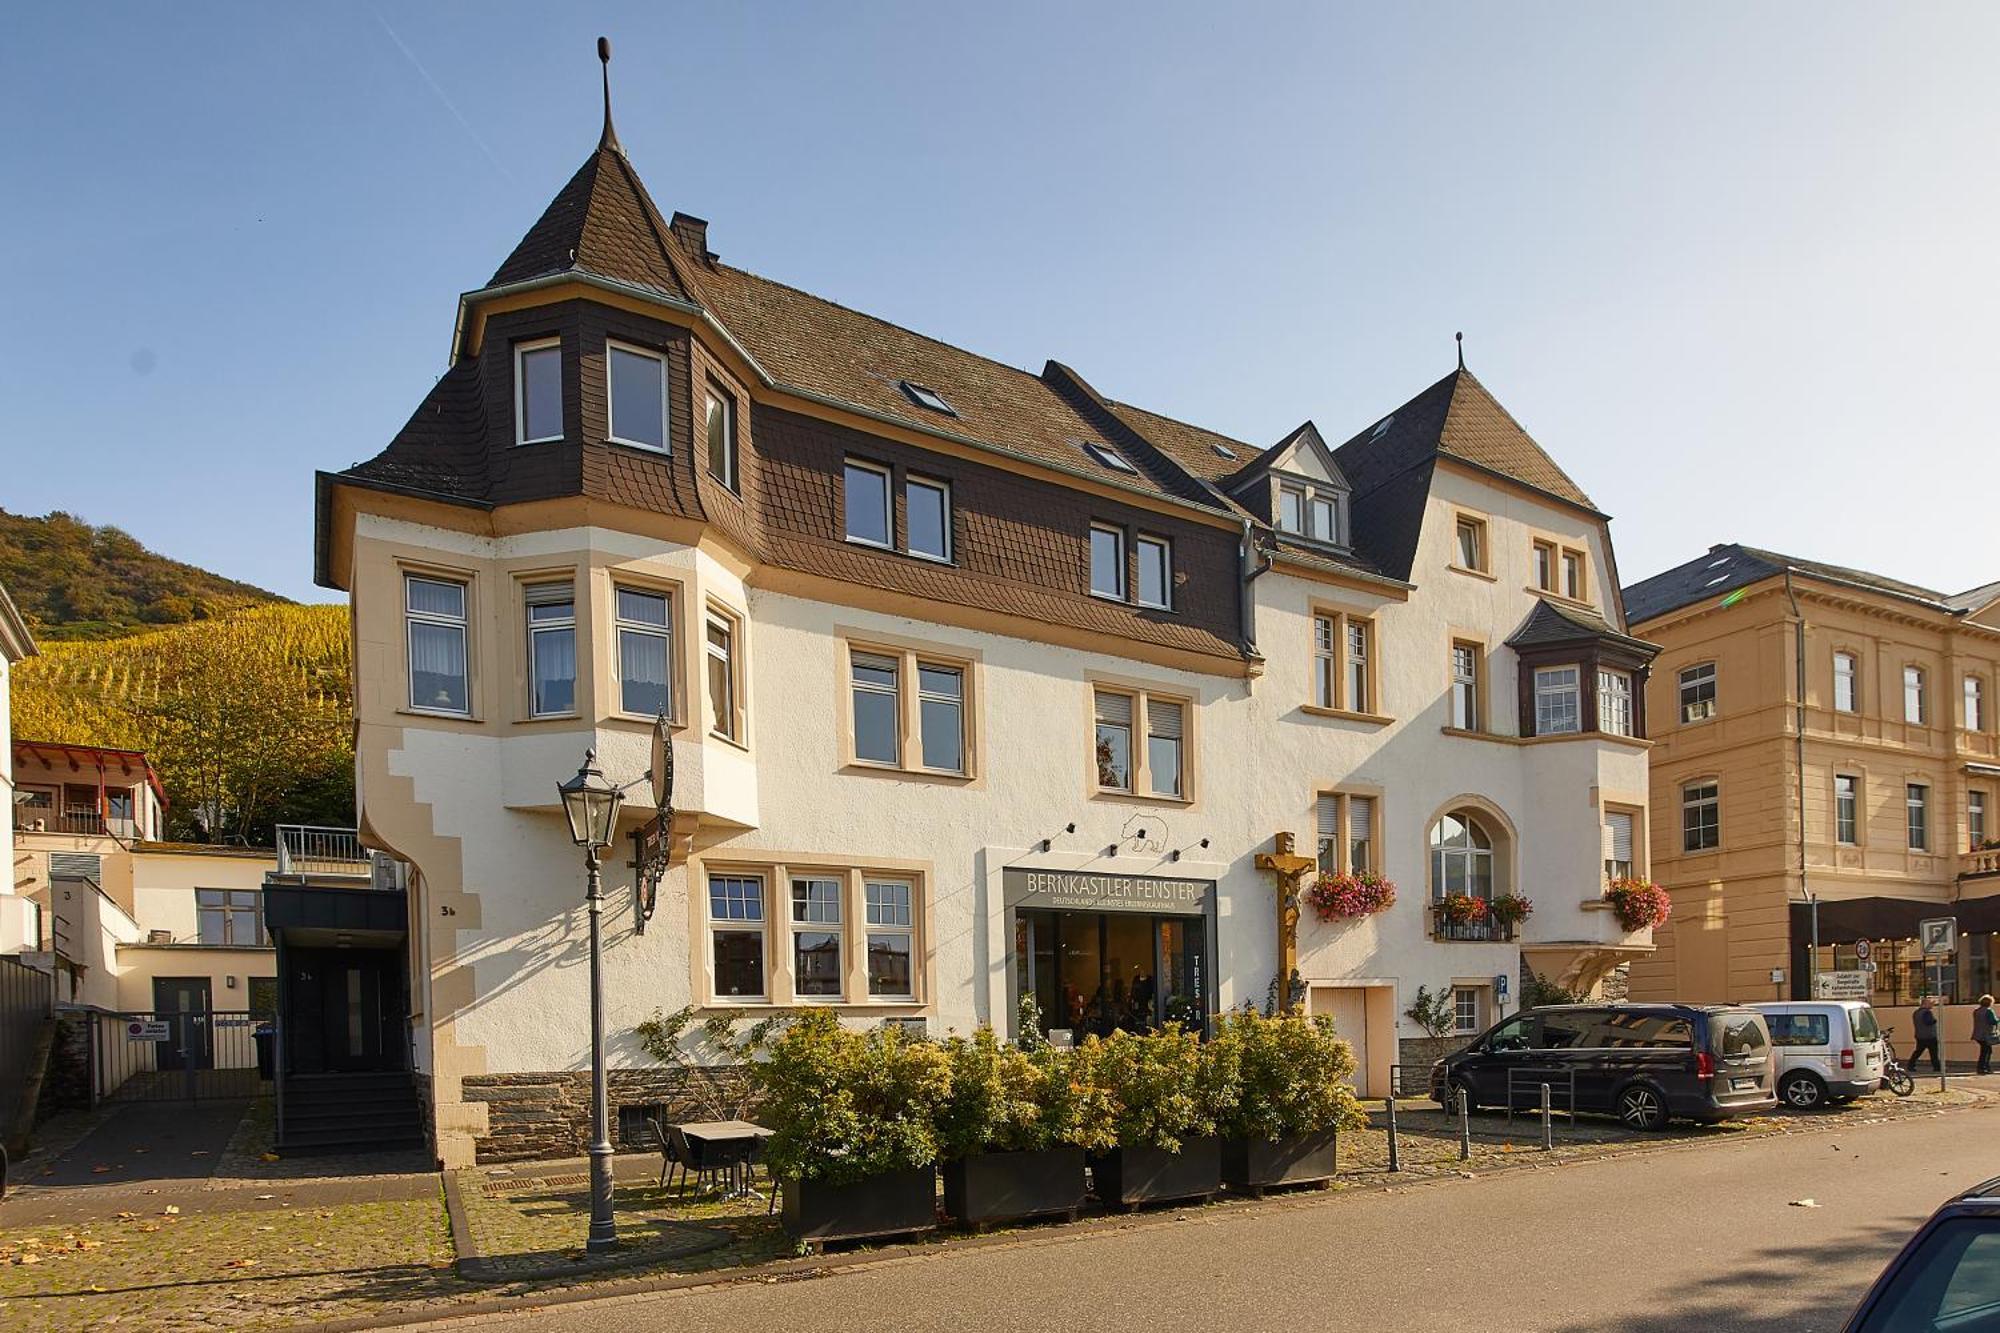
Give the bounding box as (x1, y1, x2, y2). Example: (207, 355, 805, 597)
(1911, 995, 1943, 1073)
(1974, 994, 1997, 1076)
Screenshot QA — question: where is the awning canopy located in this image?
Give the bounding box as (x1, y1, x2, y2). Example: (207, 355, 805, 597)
(1790, 896, 2000, 944)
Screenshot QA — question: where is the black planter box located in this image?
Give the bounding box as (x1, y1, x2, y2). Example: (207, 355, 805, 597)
(1221, 1129, 1338, 1194)
(943, 1147, 1087, 1227)
(780, 1167, 937, 1245)
(1088, 1138, 1221, 1208)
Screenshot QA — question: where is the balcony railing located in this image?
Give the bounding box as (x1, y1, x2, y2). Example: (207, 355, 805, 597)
(1965, 848, 2000, 879)
(274, 825, 371, 878)
(1430, 902, 1518, 943)
(13, 810, 137, 841)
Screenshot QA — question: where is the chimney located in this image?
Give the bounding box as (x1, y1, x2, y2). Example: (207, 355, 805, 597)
(669, 211, 712, 264)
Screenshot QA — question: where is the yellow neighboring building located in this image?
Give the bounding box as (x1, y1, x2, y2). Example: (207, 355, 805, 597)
(1622, 545, 2000, 1054)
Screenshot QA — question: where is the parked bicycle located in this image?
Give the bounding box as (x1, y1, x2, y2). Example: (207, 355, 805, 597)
(1877, 1026, 1917, 1098)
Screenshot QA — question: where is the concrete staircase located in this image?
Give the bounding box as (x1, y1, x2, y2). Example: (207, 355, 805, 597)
(278, 1071, 424, 1155)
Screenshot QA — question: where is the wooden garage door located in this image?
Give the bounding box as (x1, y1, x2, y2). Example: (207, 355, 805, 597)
(1309, 987, 1370, 1097)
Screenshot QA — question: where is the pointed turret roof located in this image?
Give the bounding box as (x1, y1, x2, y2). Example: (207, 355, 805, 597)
(487, 141, 698, 303)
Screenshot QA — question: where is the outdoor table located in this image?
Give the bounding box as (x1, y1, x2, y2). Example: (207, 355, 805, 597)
(671, 1119, 773, 1200)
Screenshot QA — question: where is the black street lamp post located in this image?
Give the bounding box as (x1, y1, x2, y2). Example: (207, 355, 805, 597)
(558, 749, 625, 1253)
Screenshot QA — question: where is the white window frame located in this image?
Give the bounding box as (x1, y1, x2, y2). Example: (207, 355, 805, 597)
(1835, 774, 1859, 846)
(513, 337, 563, 446)
(1968, 675, 1987, 733)
(1679, 663, 1717, 723)
(1533, 540, 1556, 592)
(1135, 534, 1172, 610)
(1314, 615, 1337, 709)
(905, 475, 952, 563)
(1278, 484, 1305, 535)
(404, 574, 470, 717)
(707, 872, 768, 1001)
(864, 879, 917, 999)
(1905, 666, 1928, 725)
(1089, 524, 1127, 600)
(1908, 783, 1931, 851)
(1454, 516, 1487, 572)
(1451, 642, 1480, 731)
(705, 609, 740, 742)
(1453, 987, 1480, 1034)
(1972, 791, 1989, 850)
(1596, 668, 1634, 736)
(524, 581, 578, 719)
(1308, 494, 1337, 544)
(604, 338, 670, 452)
(915, 661, 966, 775)
(1604, 809, 1637, 881)
(843, 458, 894, 549)
(704, 380, 737, 490)
(790, 875, 846, 999)
(1315, 791, 1377, 875)
(1534, 665, 1582, 735)
(1561, 548, 1586, 601)
(1834, 651, 1858, 713)
(613, 585, 674, 720)
(1145, 697, 1184, 799)
(1344, 619, 1371, 714)
(1683, 782, 1721, 852)
(849, 651, 902, 767)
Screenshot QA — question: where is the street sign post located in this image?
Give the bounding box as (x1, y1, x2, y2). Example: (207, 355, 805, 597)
(1920, 918, 1958, 957)
(1854, 938, 1873, 964)
(1814, 971, 1871, 1000)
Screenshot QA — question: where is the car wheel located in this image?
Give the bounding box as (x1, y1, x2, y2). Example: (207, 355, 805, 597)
(1780, 1071, 1827, 1110)
(1617, 1083, 1668, 1131)
(1449, 1076, 1481, 1114)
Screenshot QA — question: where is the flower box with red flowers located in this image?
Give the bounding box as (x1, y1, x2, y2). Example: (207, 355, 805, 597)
(1604, 877, 1672, 932)
(1303, 871, 1397, 923)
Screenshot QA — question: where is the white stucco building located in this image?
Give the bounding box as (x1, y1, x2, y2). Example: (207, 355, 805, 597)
(315, 99, 1658, 1166)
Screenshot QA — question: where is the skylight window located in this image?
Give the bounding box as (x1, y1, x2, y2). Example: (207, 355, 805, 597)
(1371, 415, 1395, 439)
(1081, 442, 1138, 475)
(1210, 442, 1238, 460)
(1704, 575, 1731, 587)
(1707, 557, 1733, 569)
(898, 380, 956, 417)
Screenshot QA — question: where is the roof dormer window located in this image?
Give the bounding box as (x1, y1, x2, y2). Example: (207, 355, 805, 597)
(898, 380, 956, 417)
(514, 338, 563, 445)
(1081, 441, 1139, 475)
(1276, 479, 1343, 545)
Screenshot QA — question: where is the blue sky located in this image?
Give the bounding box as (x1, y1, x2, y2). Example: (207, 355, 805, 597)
(4, 4, 1996, 604)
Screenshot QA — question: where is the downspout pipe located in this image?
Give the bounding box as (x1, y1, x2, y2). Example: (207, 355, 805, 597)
(1239, 517, 1274, 658)
(1784, 570, 1815, 995)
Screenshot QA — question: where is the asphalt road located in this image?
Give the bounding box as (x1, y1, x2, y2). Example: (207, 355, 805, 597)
(463, 1110, 1996, 1333)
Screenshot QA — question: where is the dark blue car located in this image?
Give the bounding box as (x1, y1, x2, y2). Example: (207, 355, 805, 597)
(1844, 1176, 2000, 1330)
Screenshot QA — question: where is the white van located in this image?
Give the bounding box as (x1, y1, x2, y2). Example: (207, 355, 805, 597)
(1749, 1001, 1886, 1108)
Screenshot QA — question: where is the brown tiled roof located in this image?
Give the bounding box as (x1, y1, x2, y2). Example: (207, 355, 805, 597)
(1099, 399, 1259, 488)
(342, 361, 493, 501)
(489, 144, 697, 304)
(1438, 371, 1595, 510)
(696, 265, 1222, 509)
(1504, 597, 1656, 655)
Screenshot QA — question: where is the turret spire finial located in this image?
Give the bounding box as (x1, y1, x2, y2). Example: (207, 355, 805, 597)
(597, 36, 621, 154)
(1455, 330, 1465, 371)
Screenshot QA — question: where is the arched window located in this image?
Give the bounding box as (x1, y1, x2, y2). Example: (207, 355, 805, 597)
(1430, 813, 1495, 900)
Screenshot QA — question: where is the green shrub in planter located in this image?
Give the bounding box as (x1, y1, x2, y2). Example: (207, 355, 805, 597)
(936, 1028, 1105, 1225)
(1074, 1025, 1223, 1207)
(753, 1007, 952, 1187)
(1209, 1010, 1367, 1142)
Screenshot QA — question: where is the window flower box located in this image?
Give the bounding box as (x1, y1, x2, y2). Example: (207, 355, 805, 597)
(1304, 871, 1397, 923)
(1605, 877, 1672, 931)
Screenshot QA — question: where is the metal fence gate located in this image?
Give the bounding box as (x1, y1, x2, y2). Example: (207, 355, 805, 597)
(1, 956, 54, 1129)
(90, 1009, 268, 1103)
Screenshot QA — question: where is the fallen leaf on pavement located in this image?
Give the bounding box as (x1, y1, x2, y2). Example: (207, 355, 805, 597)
(1791, 1198, 1821, 1208)
(115, 1211, 137, 1220)
(162, 1206, 180, 1216)
(255, 1194, 275, 1200)
(222, 1258, 259, 1269)
(260, 1152, 281, 1162)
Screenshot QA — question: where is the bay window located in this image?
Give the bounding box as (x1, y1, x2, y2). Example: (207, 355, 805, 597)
(614, 587, 672, 718)
(606, 340, 668, 451)
(524, 581, 576, 717)
(405, 574, 469, 715)
(1596, 669, 1634, 736)
(1534, 666, 1581, 735)
(514, 338, 562, 445)
(705, 380, 737, 489)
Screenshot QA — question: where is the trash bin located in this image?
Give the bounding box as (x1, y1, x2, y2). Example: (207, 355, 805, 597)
(254, 1024, 275, 1080)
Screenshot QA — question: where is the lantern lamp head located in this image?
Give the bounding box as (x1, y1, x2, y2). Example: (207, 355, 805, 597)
(558, 749, 624, 849)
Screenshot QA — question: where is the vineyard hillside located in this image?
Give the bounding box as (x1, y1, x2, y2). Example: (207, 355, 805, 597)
(0, 509, 284, 641)
(10, 603, 354, 841)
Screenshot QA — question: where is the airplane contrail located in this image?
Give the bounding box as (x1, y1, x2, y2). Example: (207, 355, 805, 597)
(372, 10, 519, 187)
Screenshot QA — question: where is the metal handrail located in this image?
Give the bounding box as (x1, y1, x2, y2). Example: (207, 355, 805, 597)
(274, 825, 370, 877)
(1429, 903, 1519, 942)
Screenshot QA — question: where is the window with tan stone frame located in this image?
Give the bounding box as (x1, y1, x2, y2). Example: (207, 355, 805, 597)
(1560, 547, 1588, 603)
(842, 638, 976, 779)
(1315, 790, 1380, 875)
(704, 603, 746, 745)
(1308, 609, 1382, 718)
(1602, 806, 1644, 881)
(1091, 684, 1193, 802)
(1452, 513, 1489, 575)
(698, 858, 929, 1007)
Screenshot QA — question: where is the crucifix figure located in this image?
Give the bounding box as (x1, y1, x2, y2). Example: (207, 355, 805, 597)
(1255, 831, 1316, 1015)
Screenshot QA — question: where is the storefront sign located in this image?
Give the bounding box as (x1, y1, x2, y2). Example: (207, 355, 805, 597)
(125, 1019, 170, 1041)
(1815, 971, 1872, 1000)
(1003, 869, 1211, 914)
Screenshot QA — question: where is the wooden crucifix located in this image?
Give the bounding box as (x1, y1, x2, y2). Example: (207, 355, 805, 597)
(1254, 831, 1316, 1015)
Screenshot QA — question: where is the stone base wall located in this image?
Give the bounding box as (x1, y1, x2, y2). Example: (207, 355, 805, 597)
(40, 1012, 91, 1118)
(1396, 1036, 1468, 1092)
(461, 1067, 754, 1164)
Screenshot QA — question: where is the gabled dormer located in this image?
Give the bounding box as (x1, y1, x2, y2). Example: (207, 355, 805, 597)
(1226, 421, 1353, 549)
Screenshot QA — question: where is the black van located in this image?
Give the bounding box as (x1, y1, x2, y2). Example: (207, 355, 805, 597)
(1430, 1003, 1777, 1129)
